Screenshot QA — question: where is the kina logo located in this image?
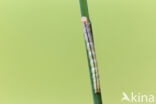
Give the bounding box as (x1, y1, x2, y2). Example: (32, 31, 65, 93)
(121, 92, 154, 103)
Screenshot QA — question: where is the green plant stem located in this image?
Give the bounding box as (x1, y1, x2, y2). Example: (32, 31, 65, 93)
(79, 0, 103, 104)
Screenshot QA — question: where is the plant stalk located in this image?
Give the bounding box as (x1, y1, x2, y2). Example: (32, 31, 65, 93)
(79, 0, 103, 104)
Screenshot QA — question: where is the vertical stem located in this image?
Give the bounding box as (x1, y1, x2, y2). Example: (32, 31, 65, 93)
(79, 0, 103, 104)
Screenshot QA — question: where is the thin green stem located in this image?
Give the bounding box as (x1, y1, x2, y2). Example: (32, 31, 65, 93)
(79, 0, 103, 104)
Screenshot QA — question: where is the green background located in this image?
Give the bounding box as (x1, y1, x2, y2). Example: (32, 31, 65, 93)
(0, 0, 156, 104)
